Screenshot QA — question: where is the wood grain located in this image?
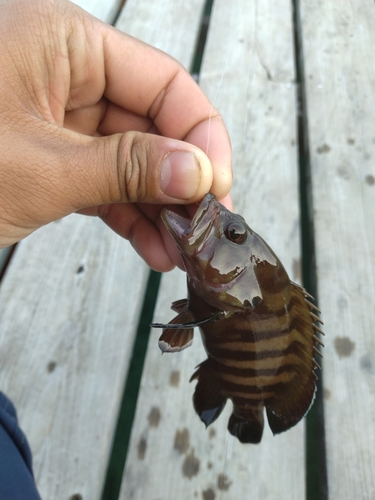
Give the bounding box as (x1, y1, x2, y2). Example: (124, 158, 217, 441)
(115, 0, 206, 71)
(0, 247, 12, 275)
(0, 216, 149, 500)
(120, 1, 306, 499)
(298, 1, 375, 498)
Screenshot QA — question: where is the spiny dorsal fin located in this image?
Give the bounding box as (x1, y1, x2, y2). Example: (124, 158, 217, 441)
(265, 282, 323, 435)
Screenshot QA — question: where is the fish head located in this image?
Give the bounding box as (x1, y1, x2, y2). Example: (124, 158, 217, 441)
(161, 194, 284, 312)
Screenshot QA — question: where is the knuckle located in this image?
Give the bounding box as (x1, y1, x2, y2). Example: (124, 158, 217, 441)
(118, 132, 149, 203)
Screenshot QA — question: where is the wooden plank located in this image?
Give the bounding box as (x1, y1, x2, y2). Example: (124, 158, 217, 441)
(0, 216, 149, 500)
(115, 0, 206, 70)
(298, 1, 375, 498)
(121, 1, 305, 499)
(71, 0, 123, 24)
(0, 247, 12, 275)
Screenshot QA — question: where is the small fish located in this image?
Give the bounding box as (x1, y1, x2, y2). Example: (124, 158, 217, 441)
(152, 194, 323, 443)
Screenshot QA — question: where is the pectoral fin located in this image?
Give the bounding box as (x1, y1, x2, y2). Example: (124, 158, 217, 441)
(171, 299, 189, 313)
(190, 359, 227, 427)
(158, 310, 195, 353)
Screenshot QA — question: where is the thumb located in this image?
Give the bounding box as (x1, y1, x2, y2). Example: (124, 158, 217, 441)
(68, 130, 214, 210)
(1, 124, 214, 246)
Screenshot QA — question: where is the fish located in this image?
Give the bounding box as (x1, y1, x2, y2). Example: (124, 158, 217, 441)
(152, 193, 323, 444)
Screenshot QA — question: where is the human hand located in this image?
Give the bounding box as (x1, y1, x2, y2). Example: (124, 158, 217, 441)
(0, 0, 232, 271)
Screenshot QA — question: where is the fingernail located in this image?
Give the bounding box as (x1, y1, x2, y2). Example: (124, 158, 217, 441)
(160, 151, 201, 200)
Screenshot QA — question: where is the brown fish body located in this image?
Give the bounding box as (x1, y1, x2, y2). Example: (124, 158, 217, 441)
(155, 194, 323, 443)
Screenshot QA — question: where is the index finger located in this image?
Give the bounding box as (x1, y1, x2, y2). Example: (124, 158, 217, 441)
(100, 27, 233, 199)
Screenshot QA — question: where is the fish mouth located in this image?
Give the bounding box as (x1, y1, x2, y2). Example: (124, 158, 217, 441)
(161, 194, 220, 255)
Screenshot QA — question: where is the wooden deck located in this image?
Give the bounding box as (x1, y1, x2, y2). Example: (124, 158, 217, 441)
(0, 1, 374, 499)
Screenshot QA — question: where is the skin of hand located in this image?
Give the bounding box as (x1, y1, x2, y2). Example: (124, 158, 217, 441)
(0, 0, 232, 271)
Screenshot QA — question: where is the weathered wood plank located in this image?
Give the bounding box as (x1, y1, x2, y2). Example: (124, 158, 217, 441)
(71, 0, 123, 24)
(115, 0, 206, 70)
(298, 0, 375, 498)
(121, 1, 305, 499)
(0, 247, 12, 275)
(0, 216, 149, 500)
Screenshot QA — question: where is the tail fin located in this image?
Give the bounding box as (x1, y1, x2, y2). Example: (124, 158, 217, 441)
(228, 407, 264, 444)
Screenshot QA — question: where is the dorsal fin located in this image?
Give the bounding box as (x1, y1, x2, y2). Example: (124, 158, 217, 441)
(265, 282, 322, 435)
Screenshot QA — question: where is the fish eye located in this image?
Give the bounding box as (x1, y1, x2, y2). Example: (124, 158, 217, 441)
(224, 222, 247, 244)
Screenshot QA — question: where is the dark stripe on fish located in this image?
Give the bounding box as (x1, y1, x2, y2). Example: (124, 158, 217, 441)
(250, 262, 289, 294)
(208, 315, 308, 343)
(211, 360, 301, 377)
(207, 339, 307, 361)
(218, 378, 297, 395)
